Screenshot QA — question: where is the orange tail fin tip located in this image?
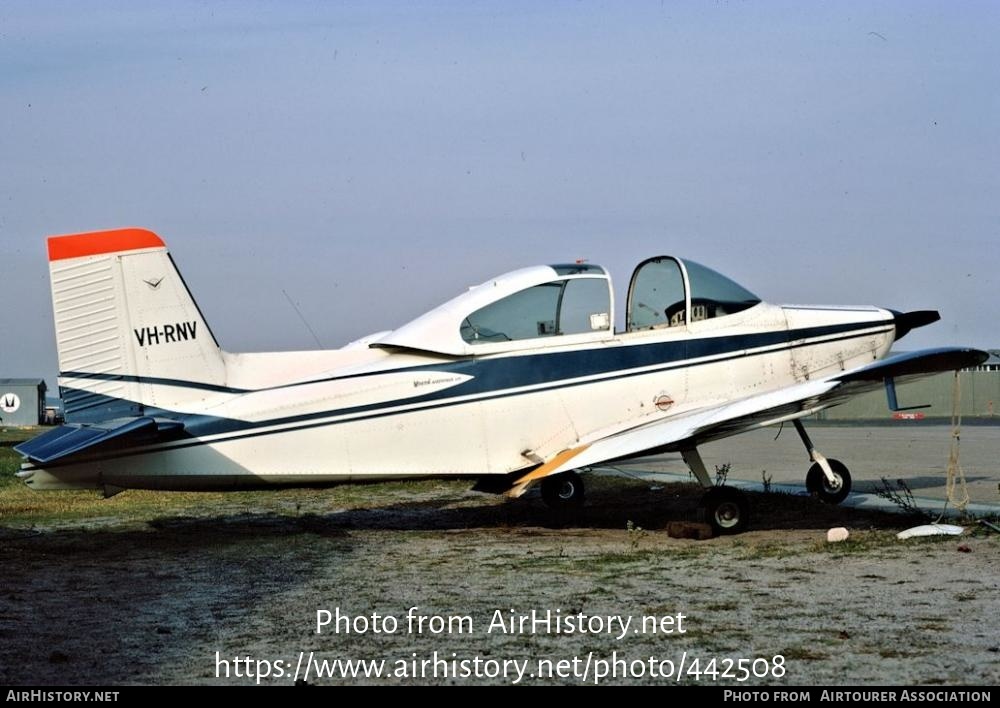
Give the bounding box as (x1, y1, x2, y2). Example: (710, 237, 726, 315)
(47, 228, 165, 261)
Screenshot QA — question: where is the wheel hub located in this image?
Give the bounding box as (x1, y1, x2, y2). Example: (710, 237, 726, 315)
(715, 501, 741, 528)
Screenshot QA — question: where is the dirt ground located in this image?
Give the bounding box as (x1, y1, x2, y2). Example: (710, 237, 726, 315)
(1, 476, 997, 686)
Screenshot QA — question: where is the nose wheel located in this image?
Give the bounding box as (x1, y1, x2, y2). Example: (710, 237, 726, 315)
(793, 419, 852, 504)
(806, 459, 852, 504)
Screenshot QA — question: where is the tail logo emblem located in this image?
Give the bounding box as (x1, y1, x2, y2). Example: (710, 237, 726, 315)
(144, 277, 164, 290)
(0, 393, 20, 413)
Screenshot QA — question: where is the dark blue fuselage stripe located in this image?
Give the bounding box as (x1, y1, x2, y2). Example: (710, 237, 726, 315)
(64, 320, 891, 433)
(61, 319, 891, 396)
(185, 324, 892, 435)
(42, 324, 892, 468)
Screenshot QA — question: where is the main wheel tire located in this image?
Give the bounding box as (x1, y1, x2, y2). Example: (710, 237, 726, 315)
(541, 471, 585, 510)
(700, 486, 749, 535)
(805, 459, 852, 504)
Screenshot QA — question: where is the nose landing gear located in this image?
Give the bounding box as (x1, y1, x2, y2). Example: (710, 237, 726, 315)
(793, 419, 852, 504)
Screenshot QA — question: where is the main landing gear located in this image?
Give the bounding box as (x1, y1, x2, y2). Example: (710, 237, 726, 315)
(540, 470, 586, 510)
(792, 419, 852, 504)
(682, 449, 749, 535)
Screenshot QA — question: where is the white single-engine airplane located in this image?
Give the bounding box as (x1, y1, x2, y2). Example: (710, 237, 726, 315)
(17, 228, 988, 533)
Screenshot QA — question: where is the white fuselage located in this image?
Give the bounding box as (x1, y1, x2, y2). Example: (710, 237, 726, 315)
(23, 302, 895, 491)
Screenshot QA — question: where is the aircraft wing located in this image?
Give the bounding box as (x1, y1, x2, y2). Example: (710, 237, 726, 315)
(835, 347, 987, 383)
(509, 346, 988, 494)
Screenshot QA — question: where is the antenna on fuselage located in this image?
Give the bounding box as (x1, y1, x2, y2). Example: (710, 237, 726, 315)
(282, 288, 324, 349)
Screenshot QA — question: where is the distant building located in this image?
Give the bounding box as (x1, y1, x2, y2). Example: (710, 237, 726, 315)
(0, 379, 47, 427)
(974, 349, 1000, 373)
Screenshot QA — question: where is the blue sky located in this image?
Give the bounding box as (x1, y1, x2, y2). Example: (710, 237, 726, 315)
(1, 1, 997, 382)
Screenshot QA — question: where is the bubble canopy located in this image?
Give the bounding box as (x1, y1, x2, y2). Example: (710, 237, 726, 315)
(372, 258, 760, 355)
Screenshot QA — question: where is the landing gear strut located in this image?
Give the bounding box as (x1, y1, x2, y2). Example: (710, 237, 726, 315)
(792, 419, 851, 504)
(683, 448, 749, 534)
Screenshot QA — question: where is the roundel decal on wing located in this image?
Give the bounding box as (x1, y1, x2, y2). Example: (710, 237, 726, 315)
(1, 393, 21, 413)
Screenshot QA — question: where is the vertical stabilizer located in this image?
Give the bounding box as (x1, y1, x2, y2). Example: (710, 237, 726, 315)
(48, 228, 227, 421)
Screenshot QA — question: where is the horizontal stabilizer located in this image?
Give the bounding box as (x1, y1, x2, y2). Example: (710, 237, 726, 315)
(15, 417, 184, 465)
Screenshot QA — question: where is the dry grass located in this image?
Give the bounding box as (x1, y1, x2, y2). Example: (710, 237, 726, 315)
(2, 428, 997, 686)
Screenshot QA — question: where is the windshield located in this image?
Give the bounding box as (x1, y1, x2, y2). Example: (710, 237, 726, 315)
(683, 259, 760, 321)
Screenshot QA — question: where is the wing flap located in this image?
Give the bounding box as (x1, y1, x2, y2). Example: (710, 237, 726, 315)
(506, 445, 591, 498)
